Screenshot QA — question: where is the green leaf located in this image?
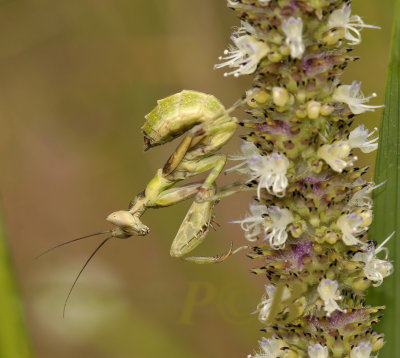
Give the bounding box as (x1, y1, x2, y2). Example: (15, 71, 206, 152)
(369, 0, 400, 356)
(0, 208, 33, 358)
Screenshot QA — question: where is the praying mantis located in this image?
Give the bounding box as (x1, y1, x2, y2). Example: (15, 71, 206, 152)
(41, 89, 252, 314)
(107, 89, 242, 263)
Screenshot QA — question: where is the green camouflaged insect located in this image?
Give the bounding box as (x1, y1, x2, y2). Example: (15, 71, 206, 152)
(107, 89, 239, 263)
(39, 90, 248, 315)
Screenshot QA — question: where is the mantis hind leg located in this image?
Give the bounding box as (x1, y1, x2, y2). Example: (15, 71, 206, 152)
(182, 243, 251, 264)
(182, 241, 234, 264)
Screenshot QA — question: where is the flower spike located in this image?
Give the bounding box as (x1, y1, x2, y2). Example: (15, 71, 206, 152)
(216, 1, 392, 356)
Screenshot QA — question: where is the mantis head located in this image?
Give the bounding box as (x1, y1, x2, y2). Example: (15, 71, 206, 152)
(106, 210, 150, 238)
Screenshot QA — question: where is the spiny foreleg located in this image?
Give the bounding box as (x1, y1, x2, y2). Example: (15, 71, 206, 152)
(169, 186, 218, 259)
(168, 184, 250, 264)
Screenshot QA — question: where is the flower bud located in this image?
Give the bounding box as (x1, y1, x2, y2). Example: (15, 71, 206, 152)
(352, 277, 371, 291)
(272, 87, 289, 107)
(307, 101, 321, 119)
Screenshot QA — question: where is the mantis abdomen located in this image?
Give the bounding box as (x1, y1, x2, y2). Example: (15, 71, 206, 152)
(142, 90, 228, 149)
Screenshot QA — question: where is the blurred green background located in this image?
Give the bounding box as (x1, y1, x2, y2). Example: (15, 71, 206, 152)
(0, 1, 395, 357)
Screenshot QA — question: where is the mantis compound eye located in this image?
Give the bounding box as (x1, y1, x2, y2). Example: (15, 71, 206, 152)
(106, 210, 135, 227)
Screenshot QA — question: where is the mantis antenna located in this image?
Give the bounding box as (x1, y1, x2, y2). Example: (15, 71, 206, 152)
(62, 236, 112, 318)
(36, 231, 114, 317)
(35, 230, 112, 259)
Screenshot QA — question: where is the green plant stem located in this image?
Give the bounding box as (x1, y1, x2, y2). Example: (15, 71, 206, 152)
(0, 208, 33, 358)
(369, 0, 400, 356)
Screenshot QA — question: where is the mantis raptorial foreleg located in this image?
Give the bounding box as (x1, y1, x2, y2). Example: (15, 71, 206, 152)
(169, 187, 246, 264)
(169, 186, 217, 258)
(168, 182, 253, 263)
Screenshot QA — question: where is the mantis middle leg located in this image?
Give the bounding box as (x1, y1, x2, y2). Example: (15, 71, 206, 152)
(170, 153, 227, 200)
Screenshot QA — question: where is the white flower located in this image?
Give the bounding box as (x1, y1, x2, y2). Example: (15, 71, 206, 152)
(226, 141, 260, 174)
(272, 87, 290, 107)
(264, 206, 294, 249)
(248, 337, 286, 358)
(318, 125, 378, 172)
(350, 342, 372, 358)
(232, 204, 293, 247)
(257, 285, 275, 322)
(308, 344, 329, 358)
(317, 279, 346, 316)
(348, 181, 385, 209)
(282, 17, 305, 59)
(227, 0, 241, 7)
(333, 81, 384, 115)
(337, 212, 370, 246)
(247, 153, 290, 198)
(257, 285, 291, 322)
(327, 4, 380, 45)
(348, 125, 378, 153)
(215, 34, 269, 77)
(232, 21, 260, 38)
(317, 141, 352, 172)
(232, 203, 268, 241)
(227, 0, 271, 11)
(352, 232, 395, 286)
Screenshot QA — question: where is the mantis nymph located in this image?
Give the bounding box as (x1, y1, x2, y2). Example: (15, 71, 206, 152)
(41, 90, 250, 314)
(107, 90, 241, 263)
